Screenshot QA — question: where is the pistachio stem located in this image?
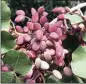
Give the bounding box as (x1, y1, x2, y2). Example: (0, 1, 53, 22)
(70, 3, 86, 12)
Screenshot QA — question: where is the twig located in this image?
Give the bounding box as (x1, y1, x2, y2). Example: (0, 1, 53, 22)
(64, 19, 69, 30)
(78, 9, 83, 16)
(25, 16, 31, 21)
(10, 20, 15, 28)
(40, 73, 45, 83)
(70, 3, 86, 12)
(49, 18, 58, 25)
(13, 45, 20, 50)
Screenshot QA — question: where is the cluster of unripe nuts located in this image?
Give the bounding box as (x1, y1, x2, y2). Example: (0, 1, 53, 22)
(2, 5, 86, 83)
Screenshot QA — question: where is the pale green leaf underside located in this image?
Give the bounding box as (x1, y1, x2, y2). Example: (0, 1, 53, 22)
(71, 46, 86, 79)
(65, 13, 84, 24)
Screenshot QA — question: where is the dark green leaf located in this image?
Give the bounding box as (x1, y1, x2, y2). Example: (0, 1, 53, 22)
(71, 45, 86, 78)
(65, 13, 84, 24)
(1, 72, 16, 83)
(3, 50, 32, 76)
(1, 31, 16, 54)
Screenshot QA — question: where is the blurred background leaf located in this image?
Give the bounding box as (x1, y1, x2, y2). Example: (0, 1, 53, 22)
(1, 1, 11, 31)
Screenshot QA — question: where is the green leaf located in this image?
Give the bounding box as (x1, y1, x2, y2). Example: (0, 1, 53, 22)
(1, 72, 16, 83)
(3, 50, 32, 76)
(1, 1, 11, 31)
(2, 20, 11, 31)
(82, 32, 86, 42)
(71, 45, 86, 78)
(1, 31, 16, 54)
(65, 13, 84, 24)
(16, 76, 22, 83)
(45, 74, 61, 83)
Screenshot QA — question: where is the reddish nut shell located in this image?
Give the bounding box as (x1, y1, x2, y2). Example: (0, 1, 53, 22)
(30, 38, 36, 45)
(31, 8, 37, 15)
(56, 43, 63, 57)
(27, 22, 34, 30)
(61, 34, 67, 41)
(43, 12, 48, 16)
(23, 34, 31, 42)
(55, 57, 65, 66)
(72, 24, 78, 29)
(34, 23, 41, 30)
(46, 40, 53, 46)
(16, 35, 24, 45)
(40, 16, 48, 24)
(40, 41, 47, 51)
(15, 15, 25, 22)
(26, 50, 36, 59)
(44, 22, 50, 30)
(44, 51, 52, 61)
(32, 42, 40, 51)
(38, 6, 45, 14)
(16, 10, 25, 15)
(63, 67, 72, 76)
(50, 32, 59, 40)
(49, 23, 57, 32)
(23, 26, 29, 33)
(32, 12, 39, 23)
(56, 20, 63, 28)
(56, 28, 63, 38)
(35, 30, 43, 40)
(78, 23, 85, 31)
(15, 25, 23, 33)
(65, 7, 71, 12)
(58, 40, 62, 45)
(49, 49, 55, 56)
(42, 35, 48, 41)
(2, 65, 9, 72)
(57, 14, 65, 20)
(46, 49, 55, 56)
(52, 7, 66, 13)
